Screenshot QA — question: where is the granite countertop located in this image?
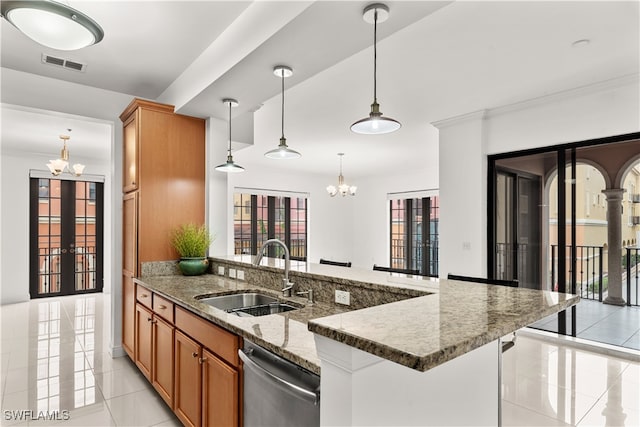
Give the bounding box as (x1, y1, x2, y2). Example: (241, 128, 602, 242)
(308, 279, 580, 371)
(135, 264, 579, 375)
(133, 274, 347, 374)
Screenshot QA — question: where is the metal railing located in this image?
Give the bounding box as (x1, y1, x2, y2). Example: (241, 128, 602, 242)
(550, 245, 604, 301)
(625, 247, 640, 306)
(38, 246, 97, 294)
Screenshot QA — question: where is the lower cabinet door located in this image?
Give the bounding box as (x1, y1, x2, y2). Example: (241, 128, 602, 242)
(202, 349, 239, 427)
(134, 304, 153, 380)
(152, 316, 174, 408)
(174, 330, 202, 427)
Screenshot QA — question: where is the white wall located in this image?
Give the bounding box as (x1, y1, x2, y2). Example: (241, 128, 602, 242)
(436, 76, 640, 279)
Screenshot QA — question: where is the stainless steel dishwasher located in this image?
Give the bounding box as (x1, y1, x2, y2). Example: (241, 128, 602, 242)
(239, 340, 320, 427)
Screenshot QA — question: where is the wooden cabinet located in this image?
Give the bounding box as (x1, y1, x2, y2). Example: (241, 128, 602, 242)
(152, 316, 174, 407)
(120, 98, 205, 272)
(122, 112, 139, 193)
(135, 303, 153, 379)
(122, 274, 135, 358)
(174, 330, 203, 427)
(122, 192, 138, 359)
(120, 98, 205, 363)
(203, 348, 239, 427)
(174, 307, 241, 427)
(135, 285, 175, 407)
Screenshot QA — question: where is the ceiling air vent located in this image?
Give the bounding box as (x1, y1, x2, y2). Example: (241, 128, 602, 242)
(41, 54, 87, 72)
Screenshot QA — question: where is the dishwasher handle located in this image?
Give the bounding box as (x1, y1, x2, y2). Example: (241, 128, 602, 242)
(239, 349, 319, 405)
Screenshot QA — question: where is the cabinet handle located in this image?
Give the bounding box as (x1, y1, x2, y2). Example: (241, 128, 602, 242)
(141, 294, 148, 298)
(192, 352, 198, 358)
(199, 357, 207, 364)
(150, 320, 157, 324)
(158, 305, 167, 309)
(147, 317, 153, 322)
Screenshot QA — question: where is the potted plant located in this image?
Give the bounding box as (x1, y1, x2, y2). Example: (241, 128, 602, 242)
(171, 223, 213, 276)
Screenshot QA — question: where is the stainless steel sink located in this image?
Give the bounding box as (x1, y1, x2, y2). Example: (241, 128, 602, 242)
(197, 292, 279, 311)
(231, 303, 298, 317)
(195, 292, 300, 317)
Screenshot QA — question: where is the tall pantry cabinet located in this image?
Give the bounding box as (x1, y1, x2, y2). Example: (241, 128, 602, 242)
(120, 98, 205, 358)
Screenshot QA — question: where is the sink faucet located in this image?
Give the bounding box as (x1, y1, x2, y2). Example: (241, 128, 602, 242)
(253, 238, 294, 297)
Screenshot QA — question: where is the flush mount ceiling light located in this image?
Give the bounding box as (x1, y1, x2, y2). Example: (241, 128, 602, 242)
(351, 3, 401, 135)
(215, 98, 245, 173)
(46, 130, 85, 177)
(327, 153, 357, 197)
(265, 65, 301, 159)
(1, 0, 104, 50)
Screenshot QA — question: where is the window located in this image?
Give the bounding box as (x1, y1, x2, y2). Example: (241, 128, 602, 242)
(233, 192, 307, 260)
(389, 196, 439, 276)
(38, 179, 49, 200)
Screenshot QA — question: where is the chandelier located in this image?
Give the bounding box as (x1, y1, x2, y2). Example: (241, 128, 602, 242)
(327, 153, 357, 197)
(46, 131, 85, 177)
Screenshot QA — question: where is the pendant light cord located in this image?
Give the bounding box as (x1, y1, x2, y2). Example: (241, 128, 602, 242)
(281, 70, 285, 140)
(373, 8, 378, 104)
(228, 101, 232, 153)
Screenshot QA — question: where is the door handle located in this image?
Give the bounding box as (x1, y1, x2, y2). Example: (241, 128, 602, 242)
(61, 249, 67, 254)
(69, 249, 75, 254)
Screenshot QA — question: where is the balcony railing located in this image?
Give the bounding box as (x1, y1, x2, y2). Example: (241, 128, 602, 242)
(550, 245, 604, 301)
(625, 247, 640, 307)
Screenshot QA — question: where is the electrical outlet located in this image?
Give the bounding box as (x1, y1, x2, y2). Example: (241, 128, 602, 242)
(237, 270, 245, 280)
(229, 268, 236, 278)
(335, 290, 350, 305)
(217, 266, 225, 276)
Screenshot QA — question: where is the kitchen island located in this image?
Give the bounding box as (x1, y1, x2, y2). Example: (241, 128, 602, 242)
(136, 256, 579, 426)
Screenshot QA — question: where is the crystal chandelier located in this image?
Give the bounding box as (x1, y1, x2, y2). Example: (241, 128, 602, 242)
(327, 153, 357, 197)
(46, 130, 85, 177)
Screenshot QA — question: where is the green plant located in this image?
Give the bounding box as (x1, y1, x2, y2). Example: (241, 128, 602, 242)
(171, 223, 213, 258)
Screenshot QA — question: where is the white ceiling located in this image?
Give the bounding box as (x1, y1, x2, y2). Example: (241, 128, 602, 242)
(1, 1, 639, 178)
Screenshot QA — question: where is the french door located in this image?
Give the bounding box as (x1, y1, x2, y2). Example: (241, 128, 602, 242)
(29, 177, 104, 298)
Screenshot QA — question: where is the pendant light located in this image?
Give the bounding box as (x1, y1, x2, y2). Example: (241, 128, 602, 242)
(326, 153, 357, 197)
(1, 0, 104, 51)
(350, 3, 401, 135)
(265, 65, 301, 159)
(215, 98, 245, 173)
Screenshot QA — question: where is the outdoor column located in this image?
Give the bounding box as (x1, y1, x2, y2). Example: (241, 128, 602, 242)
(602, 189, 626, 306)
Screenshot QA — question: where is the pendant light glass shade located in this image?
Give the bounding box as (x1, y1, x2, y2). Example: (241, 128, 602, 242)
(1, 1, 104, 50)
(215, 99, 245, 173)
(351, 3, 401, 135)
(265, 65, 301, 159)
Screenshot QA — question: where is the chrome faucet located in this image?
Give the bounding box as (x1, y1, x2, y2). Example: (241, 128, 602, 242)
(253, 238, 294, 297)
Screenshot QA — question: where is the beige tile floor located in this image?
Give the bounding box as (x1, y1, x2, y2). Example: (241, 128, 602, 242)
(1, 293, 638, 426)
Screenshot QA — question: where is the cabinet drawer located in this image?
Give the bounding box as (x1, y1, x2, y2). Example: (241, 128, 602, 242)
(153, 294, 174, 323)
(136, 284, 153, 309)
(175, 306, 239, 367)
